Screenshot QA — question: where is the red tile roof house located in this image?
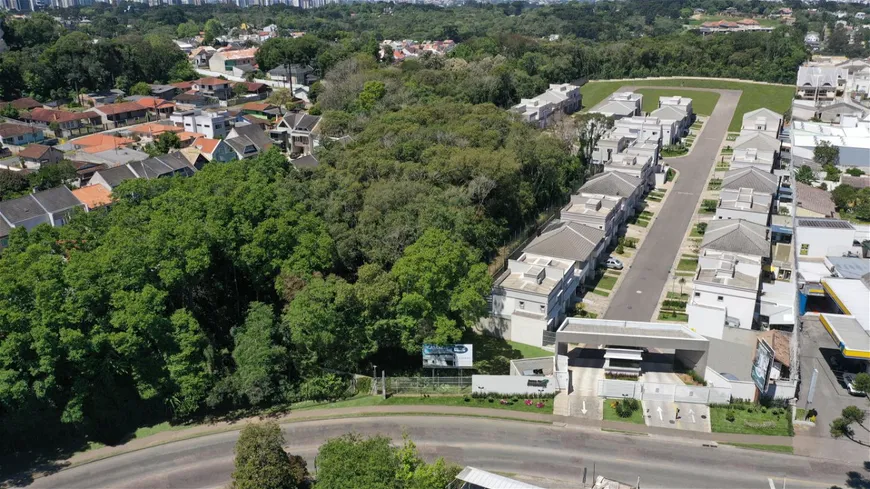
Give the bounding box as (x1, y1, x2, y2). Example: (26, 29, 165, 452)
(91, 102, 149, 128)
(19, 108, 102, 136)
(7, 97, 43, 111)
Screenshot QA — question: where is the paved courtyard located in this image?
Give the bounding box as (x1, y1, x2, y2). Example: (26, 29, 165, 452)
(605, 87, 741, 321)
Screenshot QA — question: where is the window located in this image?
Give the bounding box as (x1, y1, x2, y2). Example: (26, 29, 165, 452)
(518, 301, 525, 310)
(778, 269, 792, 281)
(694, 292, 701, 297)
(717, 296, 724, 302)
(539, 304, 545, 313)
(800, 244, 809, 256)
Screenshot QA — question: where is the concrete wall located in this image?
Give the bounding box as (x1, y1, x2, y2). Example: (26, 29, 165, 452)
(730, 380, 758, 401)
(692, 282, 757, 331)
(471, 374, 557, 395)
(510, 313, 548, 348)
(797, 226, 856, 258)
(675, 348, 708, 377)
(687, 303, 727, 339)
(598, 379, 642, 399)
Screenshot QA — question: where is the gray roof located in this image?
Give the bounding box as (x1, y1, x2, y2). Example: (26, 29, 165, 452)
(593, 100, 636, 117)
(721, 167, 778, 194)
(827, 256, 870, 280)
(524, 221, 605, 263)
(0, 216, 10, 237)
(72, 148, 150, 166)
(225, 135, 259, 157)
(280, 112, 321, 132)
(230, 123, 274, 151)
(701, 219, 771, 258)
(733, 132, 782, 152)
(650, 105, 687, 121)
(128, 153, 194, 179)
(796, 66, 842, 88)
(93, 165, 138, 188)
(796, 217, 854, 229)
(291, 154, 319, 169)
(0, 186, 83, 225)
(0, 195, 44, 225)
(578, 171, 641, 198)
(794, 182, 836, 217)
(742, 108, 783, 124)
(31, 186, 83, 213)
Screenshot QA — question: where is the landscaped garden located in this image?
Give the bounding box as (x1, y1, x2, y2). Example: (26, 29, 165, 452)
(677, 255, 699, 271)
(658, 310, 689, 322)
(708, 178, 722, 191)
(710, 402, 793, 436)
(690, 222, 707, 237)
(603, 398, 645, 424)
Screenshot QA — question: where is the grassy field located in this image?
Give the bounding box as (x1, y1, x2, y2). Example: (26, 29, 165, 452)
(635, 88, 720, 116)
(710, 406, 792, 436)
(677, 257, 699, 271)
(602, 400, 645, 424)
(581, 79, 794, 132)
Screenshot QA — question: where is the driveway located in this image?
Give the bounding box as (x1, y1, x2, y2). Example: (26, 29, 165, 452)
(605, 87, 741, 321)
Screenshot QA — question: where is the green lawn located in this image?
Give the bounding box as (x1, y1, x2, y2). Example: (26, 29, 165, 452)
(293, 395, 386, 411)
(581, 79, 794, 131)
(384, 395, 554, 414)
(635, 88, 720, 116)
(634, 218, 650, 227)
(721, 442, 793, 454)
(677, 258, 699, 271)
(710, 406, 792, 436)
(590, 289, 610, 297)
(667, 292, 689, 300)
(507, 341, 554, 359)
(602, 400, 645, 424)
(596, 275, 618, 291)
(658, 311, 689, 322)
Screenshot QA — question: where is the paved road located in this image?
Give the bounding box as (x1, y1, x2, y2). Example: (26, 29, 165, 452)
(605, 88, 741, 321)
(22, 416, 864, 489)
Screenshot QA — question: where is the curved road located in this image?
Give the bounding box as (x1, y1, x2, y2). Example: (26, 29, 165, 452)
(23, 416, 860, 489)
(605, 87, 741, 321)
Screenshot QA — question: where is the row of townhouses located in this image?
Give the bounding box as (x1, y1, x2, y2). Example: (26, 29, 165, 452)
(486, 93, 672, 347)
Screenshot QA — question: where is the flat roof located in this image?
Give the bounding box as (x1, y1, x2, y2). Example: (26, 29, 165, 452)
(796, 218, 855, 230)
(558, 318, 704, 340)
(826, 256, 870, 280)
(455, 467, 544, 489)
(822, 277, 870, 331)
(819, 313, 870, 359)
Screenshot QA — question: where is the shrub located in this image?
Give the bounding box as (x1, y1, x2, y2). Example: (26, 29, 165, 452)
(613, 398, 639, 418)
(355, 377, 372, 395)
(696, 222, 707, 234)
(725, 411, 736, 422)
(701, 199, 717, 212)
(299, 373, 348, 402)
(615, 244, 625, 254)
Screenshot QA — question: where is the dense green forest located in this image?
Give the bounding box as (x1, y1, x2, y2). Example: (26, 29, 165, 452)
(0, 0, 814, 102)
(0, 0, 819, 462)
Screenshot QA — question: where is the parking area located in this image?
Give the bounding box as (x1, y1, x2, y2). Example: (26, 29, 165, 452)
(797, 316, 870, 436)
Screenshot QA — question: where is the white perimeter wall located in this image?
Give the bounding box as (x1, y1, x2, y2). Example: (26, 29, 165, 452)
(471, 375, 557, 395)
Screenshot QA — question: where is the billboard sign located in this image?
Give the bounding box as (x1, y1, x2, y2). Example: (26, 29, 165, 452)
(422, 344, 473, 368)
(751, 338, 775, 392)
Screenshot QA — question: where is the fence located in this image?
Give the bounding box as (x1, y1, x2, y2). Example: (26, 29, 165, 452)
(598, 379, 731, 405)
(542, 330, 557, 348)
(386, 376, 472, 395)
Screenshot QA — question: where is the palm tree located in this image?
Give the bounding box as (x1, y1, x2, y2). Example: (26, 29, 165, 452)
(678, 277, 686, 297)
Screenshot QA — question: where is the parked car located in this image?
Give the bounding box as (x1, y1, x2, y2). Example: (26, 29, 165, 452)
(843, 373, 864, 396)
(605, 257, 624, 270)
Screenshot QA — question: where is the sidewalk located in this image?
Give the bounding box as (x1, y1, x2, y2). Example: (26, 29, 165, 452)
(65, 404, 794, 469)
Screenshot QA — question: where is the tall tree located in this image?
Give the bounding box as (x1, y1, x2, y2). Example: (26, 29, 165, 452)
(814, 141, 839, 167)
(230, 302, 292, 407)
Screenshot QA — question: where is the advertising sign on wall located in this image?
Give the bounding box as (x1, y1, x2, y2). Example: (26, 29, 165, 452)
(751, 338, 775, 392)
(422, 344, 474, 368)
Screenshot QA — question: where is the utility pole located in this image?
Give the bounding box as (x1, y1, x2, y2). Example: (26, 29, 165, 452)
(381, 370, 386, 399)
(372, 365, 378, 395)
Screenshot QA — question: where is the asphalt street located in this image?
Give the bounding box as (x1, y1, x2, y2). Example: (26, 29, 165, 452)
(605, 88, 741, 322)
(23, 416, 864, 489)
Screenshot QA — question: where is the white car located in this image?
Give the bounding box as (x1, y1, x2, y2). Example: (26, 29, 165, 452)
(605, 257, 624, 270)
(843, 373, 864, 396)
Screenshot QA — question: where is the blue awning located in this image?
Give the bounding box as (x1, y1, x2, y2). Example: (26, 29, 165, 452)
(771, 225, 793, 235)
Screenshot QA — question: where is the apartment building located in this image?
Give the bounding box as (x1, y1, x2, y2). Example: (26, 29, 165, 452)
(510, 83, 581, 128)
(169, 109, 229, 139)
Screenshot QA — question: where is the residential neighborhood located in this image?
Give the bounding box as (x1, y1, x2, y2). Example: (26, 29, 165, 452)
(1, 5, 870, 489)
